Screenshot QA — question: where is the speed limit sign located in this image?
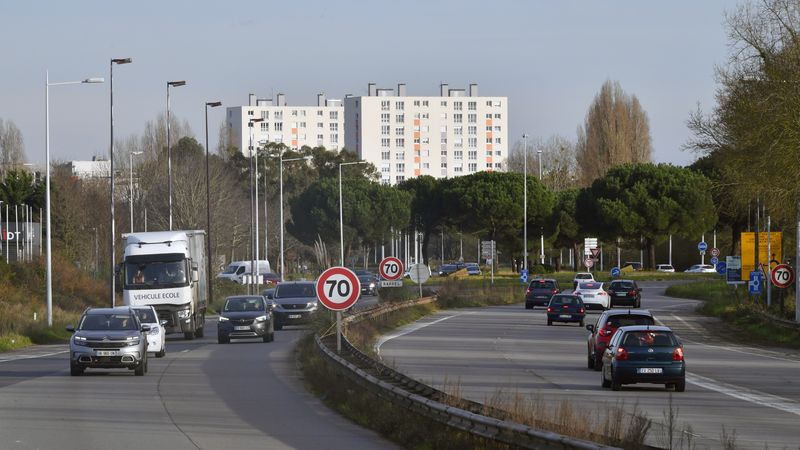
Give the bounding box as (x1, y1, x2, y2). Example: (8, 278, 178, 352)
(770, 264, 795, 289)
(379, 257, 404, 281)
(316, 267, 361, 311)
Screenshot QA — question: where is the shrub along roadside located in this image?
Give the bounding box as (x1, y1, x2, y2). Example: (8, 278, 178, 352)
(665, 281, 800, 349)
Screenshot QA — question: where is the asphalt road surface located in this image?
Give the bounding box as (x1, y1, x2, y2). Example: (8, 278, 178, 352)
(377, 281, 800, 450)
(0, 310, 397, 450)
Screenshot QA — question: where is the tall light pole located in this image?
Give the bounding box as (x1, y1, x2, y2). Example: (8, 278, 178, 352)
(537, 148, 544, 264)
(248, 118, 264, 293)
(47, 72, 104, 324)
(205, 101, 222, 306)
(166, 80, 186, 231)
(129, 151, 142, 233)
(280, 154, 312, 281)
(339, 161, 367, 266)
(522, 134, 528, 272)
(110, 58, 131, 307)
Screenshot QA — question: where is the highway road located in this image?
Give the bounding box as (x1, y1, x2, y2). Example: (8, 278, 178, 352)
(378, 281, 800, 449)
(0, 307, 397, 450)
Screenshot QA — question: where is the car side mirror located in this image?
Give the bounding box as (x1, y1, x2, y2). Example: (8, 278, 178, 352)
(585, 324, 594, 332)
(266, 293, 274, 300)
(192, 262, 199, 283)
(66, 325, 75, 333)
(160, 320, 168, 326)
(141, 324, 152, 332)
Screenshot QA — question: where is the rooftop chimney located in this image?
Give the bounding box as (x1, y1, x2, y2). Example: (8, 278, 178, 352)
(397, 83, 406, 96)
(317, 93, 326, 107)
(469, 83, 478, 97)
(368, 83, 377, 97)
(277, 93, 286, 106)
(248, 93, 256, 106)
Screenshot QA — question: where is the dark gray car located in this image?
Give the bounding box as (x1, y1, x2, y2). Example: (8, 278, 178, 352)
(217, 295, 275, 344)
(67, 307, 150, 376)
(270, 281, 319, 330)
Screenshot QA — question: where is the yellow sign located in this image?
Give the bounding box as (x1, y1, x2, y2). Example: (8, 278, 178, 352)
(740, 232, 782, 281)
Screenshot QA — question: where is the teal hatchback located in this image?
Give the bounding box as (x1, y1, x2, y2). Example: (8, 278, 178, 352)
(600, 325, 685, 392)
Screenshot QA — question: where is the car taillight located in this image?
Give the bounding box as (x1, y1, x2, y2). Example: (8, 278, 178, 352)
(673, 347, 684, 361)
(616, 347, 628, 360)
(579, 308, 585, 313)
(526, 288, 532, 293)
(546, 307, 553, 312)
(552, 289, 558, 294)
(603, 327, 614, 336)
(629, 290, 636, 296)
(562, 304, 569, 308)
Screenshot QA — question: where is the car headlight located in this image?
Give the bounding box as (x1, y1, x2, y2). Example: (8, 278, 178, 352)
(177, 309, 191, 319)
(254, 315, 268, 322)
(369, 283, 375, 288)
(148, 326, 160, 336)
(126, 339, 141, 347)
(307, 302, 318, 309)
(218, 316, 229, 322)
(73, 336, 88, 346)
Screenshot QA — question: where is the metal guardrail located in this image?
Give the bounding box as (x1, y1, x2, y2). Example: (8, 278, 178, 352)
(315, 298, 626, 450)
(756, 310, 800, 331)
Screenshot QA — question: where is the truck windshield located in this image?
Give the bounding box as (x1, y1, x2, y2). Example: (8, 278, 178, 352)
(126, 260, 188, 288)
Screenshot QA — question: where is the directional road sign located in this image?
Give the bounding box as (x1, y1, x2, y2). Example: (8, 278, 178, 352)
(520, 268, 528, 284)
(716, 262, 727, 275)
(610, 267, 621, 278)
(316, 266, 360, 311)
(770, 264, 795, 289)
(408, 263, 430, 284)
(710, 256, 719, 266)
(379, 257, 404, 281)
(748, 270, 763, 295)
(698, 241, 708, 252)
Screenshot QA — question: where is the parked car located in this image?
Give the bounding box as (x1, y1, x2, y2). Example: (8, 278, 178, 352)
(546, 294, 586, 326)
(573, 272, 594, 288)
(438, 264, 459, 276)
(67, 307, 150, 376)
(525, 278, 560, 309)
(685, 264, 716, 273)
(623, 262, 643, 271)
(573, 281, 610, 311)
(271, 281, 319, 330)
(607, 280, 642, 308)
(218, 295, 274, 343)
(262, 272, 282, 285)
(600, 325, 686, 392)
(358, 274, 378, 296)
(586, 309, 656, 370)
(656, 264, 675, 273)
(465, 263, 481, 276)
(131, 305, 166, 358)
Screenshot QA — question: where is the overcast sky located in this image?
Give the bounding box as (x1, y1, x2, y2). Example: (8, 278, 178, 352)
(1, 0, 738, 168)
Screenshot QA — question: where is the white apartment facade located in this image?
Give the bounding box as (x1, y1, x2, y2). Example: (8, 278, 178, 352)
(226, 93, 344, 157)
(344, 83, 508, 185)
(70, 158, 110, 179)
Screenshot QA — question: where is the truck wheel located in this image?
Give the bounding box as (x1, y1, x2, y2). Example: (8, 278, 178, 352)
(184, 331, 195, 340)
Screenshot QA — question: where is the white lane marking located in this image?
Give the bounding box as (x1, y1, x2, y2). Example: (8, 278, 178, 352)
(687, 372, 800, 417)
(181, 349, 189, 353)
(670, 314, 704, 334)
(374, 312, 474, 355)
(0, 350, 68, 363)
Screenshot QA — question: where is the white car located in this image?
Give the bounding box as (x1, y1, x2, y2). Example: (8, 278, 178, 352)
(684, 264, 716, 273)
(573, 272, 595, 288)
(573, 281, 610, 310)
(132, 306, 166, 358)
(656, 264, 675, 272)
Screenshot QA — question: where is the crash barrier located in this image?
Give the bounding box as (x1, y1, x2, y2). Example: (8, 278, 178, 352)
(315, 297, 629, 450)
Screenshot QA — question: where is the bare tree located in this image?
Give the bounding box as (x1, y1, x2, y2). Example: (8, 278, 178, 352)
(217, 120, 238, 160)
(576, 80, 653, 186)
(507, 135, 578, 191)
(0, 118, 26, 169)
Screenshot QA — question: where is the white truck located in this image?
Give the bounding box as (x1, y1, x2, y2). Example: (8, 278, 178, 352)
(120, 230, 207, 340)
(216, 260, 271, 284)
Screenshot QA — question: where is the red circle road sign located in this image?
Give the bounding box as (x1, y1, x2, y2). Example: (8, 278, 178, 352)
(379, 257, 404, 281)
(316, 267, 361, 311)
(584, 258, 594, 268)
(770, 264, 795, 289)
(711, 247, 720, 257)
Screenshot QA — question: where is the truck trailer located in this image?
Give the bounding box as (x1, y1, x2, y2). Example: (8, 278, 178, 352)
(120, 230, 207, 340)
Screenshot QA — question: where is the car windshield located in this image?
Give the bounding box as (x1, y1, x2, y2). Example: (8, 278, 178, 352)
(441, 265, 456, 271)
(530, 280, 556, 289)
(550, 296, 581, 305)
(579, 282, 602, 290)
(621, 331, 677, 347)
(607, 315, 654, 328)
(224, 297, 265, 312)
(126, 259, 188, 288)
(79, 313, 137, 331)
(612, 282, 635, 290)
(358, 275, 374, 283)
(133, 308, 156, 324)
(275, 283, 316, 298)
(576, 274, 592, 279)
(221, 264, 239, 274)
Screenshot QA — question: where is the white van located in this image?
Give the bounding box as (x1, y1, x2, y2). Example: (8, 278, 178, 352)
(217, 260, 271, 284)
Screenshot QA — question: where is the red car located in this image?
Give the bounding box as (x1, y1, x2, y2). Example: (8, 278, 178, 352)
(586, 309, 655, 370)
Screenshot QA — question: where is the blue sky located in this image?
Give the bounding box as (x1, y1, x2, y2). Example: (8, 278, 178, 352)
(1, 0, 738, 167)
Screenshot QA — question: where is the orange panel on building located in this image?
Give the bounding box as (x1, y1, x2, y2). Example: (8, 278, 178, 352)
(486, 144, 493, 151)
(414, 157, 420, 163)
(485, 119, 492, 126)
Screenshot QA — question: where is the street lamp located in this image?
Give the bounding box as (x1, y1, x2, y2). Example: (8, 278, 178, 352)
(46, 72, 104, 325)
(537, 148, 544, 264)
(129, 151, 142, 233)
(339, 161, 367, 266)
(110, 58, 132, 307)
(522, 134, 528, 273)
(280, 154, 312, 281)
(167, 80, 186, 231)
(248, 118, 264, 293)
(205, 101, 222, 306)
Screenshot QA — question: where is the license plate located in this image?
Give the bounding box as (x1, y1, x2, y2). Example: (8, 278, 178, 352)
(583, 294, 594, 298)
(96, 350, 117, 356)
(288, 314, 301, 319)
(559, 314, 572, 318)
(234, 325, 250, 331)
(637, 367, 663, 374)
(616, 293, 626, 297)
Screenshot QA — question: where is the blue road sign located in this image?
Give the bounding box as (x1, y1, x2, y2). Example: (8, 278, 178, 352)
(716, 262, 727, 274)
(610, 267, 621, 277)
(710, 256, 719, 266)
(520, 269, 528, 284)
(749, 270, 763, 294)
(698, 241, 708, 252)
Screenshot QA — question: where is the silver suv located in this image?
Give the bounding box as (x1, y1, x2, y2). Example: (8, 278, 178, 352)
(67, 307, 150, 376)
(268, 281, 319, 330)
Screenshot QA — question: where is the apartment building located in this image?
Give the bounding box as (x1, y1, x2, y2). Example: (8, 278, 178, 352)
(344, 83, 508, 185)
(226, 93, 344, 157)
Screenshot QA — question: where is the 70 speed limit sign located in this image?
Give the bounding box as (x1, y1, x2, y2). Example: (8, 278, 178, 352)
(379, 257, 404, 281)
(770, 264, 795, 289)
(316, 267, 361, 311)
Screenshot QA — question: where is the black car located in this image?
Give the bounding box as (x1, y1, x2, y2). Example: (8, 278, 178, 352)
(601, 325, 685, 392)
(586, 309, 656, 370)
(607, 280, 642, 308)
(438, 264, 459, 276)
(271, 281, 319, 330)
(525, 278, 560, 309)
(217, 295, 275, 344)
(546, 294, 585, 326)
(358, 274, 378, 296)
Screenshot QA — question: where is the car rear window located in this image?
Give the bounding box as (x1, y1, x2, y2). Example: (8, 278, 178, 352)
(276, 283, 316, 298)
(606, 315, 654, 328)
(550, 296, 581, 306)
(612, 282, 635, 290)
(530, 280, 556, 289)
(579, 282, 601, 290)
(621, 330, 677, 347)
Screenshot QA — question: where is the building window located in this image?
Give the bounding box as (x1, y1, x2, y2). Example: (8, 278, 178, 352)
(468, 126, 477, 135)
(441, 150, 448, 156)
(274, 111, 283, 120)
(486, 163, 493, 169)
(317, 134, 324, 142)
(494, 113, 502, 119)
(454, 101, 462, 111)
(494, 125, 501, 132)
(468, 114, 477, 123)
(395, 101, 404, 110)
(291, 110, 298, 117)
(317, 110, 323, 116)
(381, 100, 390, 111)
(382, 151, 390, 160)
(330, 123, 338, 132)
(422, 137, 430, 144)
(423, 100, 429, 107)
(330, 111, 338, 120)
(300, 110, 306, 117)
(440, 101, 447, 107)
(496, 150, 502, 156)
(468, 163, 477, 172)
(495, 137, 501, 144)
(381, 138, 391, 147)
(396, 114, 404, 123)
(381, 125, 390, 135)
(440, 112, 448, 120)
(495, 162, 502, 169)
(328, 134, 336, 143)
(486, 125, 493, 132)
(441, 162, 447, 168)
(454, 150, 463, 160)
(275, 123, 283, 131)
(300, 122, 307, 128)
(468, 137, 477, 148)
(421, 113, 429, 119)
(423, 163, 430, 169)
(454, 166, 463, 173)
(247, 110, 254, 116)
(396, 175, 405, 182)
(454, 126, 463, 136)
(261, 123, 269, 132)
(454, 114, 462, 123)
(381, 113, 390, 123)
(317, 122, 324, 129)
(395, 138, 405, 147)
(485, 113, 492, 119)
(468, 101, 476, 110)
(381, 164, 390, 172)
(486, 150, 493, 156)
(414, 138, 420, 144)
(413, 100, 420, 106)
(486, 137, 492, 144)
(486, 101, 492, 106)
(261, 111, 268, 119)
(468, 150, 477, 160)
(395, 127, 404, 135)
(396, 163, 405, 172)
